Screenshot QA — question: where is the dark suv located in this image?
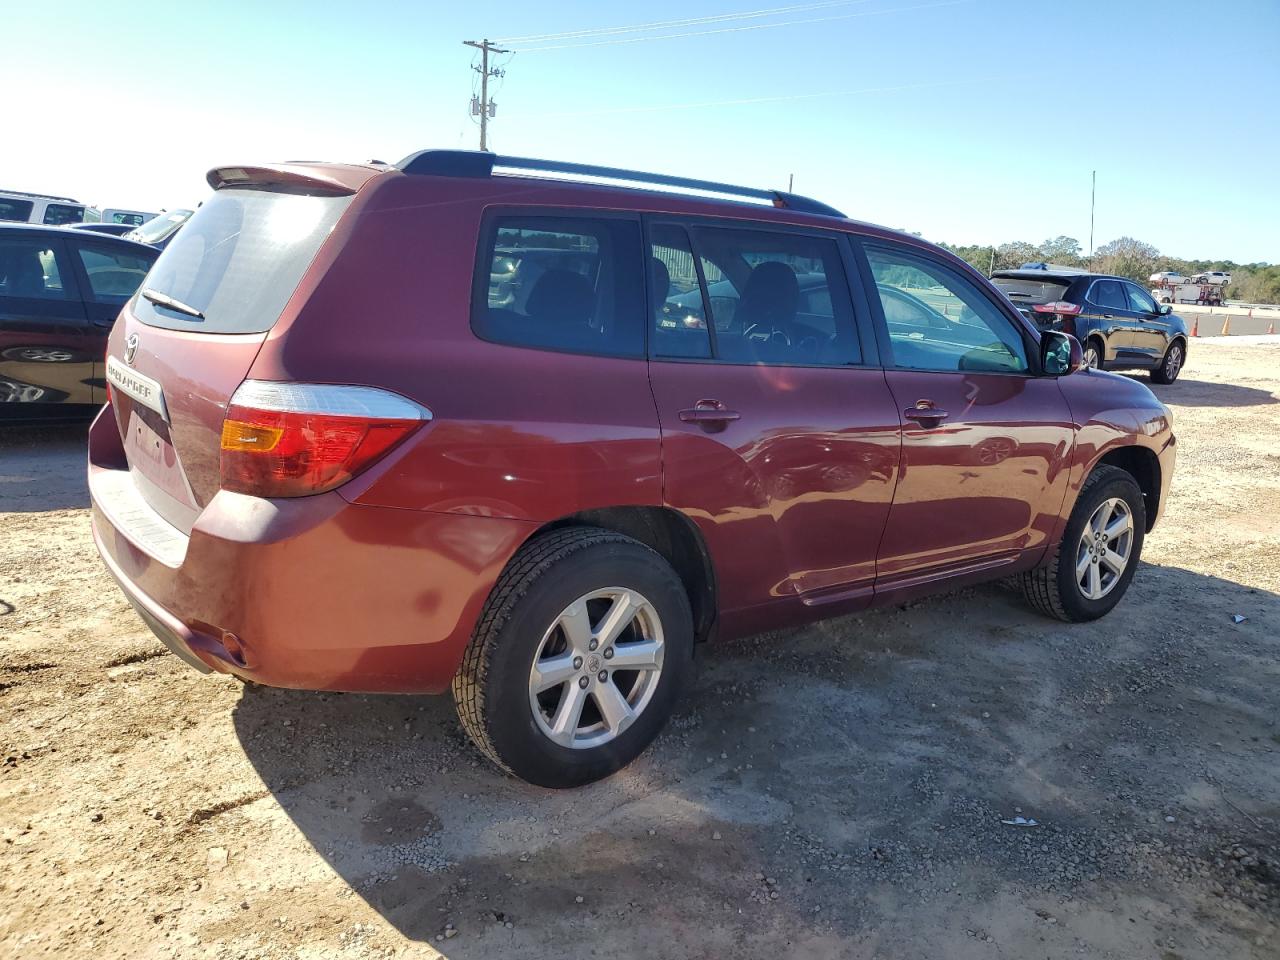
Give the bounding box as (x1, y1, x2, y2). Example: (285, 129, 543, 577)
(89, 152, 1176, 787)
(1, 223, 157, 416)
(990, 265, 1190, 383)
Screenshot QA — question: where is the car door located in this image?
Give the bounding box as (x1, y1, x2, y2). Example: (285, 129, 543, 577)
(68, 239, 157, 402)
(1122, 281, 1168, 361)
(0, 233, 94, 406)
(1083, 279, 1136, 364)
(645, 219, 901, 617)
(856, 239, 1074, 599)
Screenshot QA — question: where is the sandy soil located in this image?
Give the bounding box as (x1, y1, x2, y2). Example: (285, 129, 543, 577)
(2, 340, 1278, 960)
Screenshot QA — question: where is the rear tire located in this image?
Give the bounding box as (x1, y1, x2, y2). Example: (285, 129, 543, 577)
(1020, 464, 1145, 622)
(1082, 338, 1104, 370)
(1149, 340, 1184, 384)
(452, 527, 693, 788)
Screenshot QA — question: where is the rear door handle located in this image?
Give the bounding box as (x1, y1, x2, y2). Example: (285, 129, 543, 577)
(678, 399, 740, 429)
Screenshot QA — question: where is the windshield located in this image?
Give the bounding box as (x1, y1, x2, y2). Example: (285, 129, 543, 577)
(134, 189, 350, 333)
(127, 209, 193, 244)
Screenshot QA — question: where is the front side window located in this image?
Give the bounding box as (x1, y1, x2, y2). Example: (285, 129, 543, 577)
(656, 225, 858, 366)
(1090, 279, 1128, 311)
(0, 238, 72, 300)
(474, 215, 644, 358)
(867, 245, 1028, 374)
(0, 198, 35, 222)
(77, 245, 155, 302)
(1124, 283, 1157, 314)
(43, 203, 86, 226)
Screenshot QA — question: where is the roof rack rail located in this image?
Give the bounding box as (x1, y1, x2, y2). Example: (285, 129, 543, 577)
(395, 149, 845, 219)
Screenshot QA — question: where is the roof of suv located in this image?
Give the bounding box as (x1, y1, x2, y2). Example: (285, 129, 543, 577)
(0, 221, 158, 252)
(991, 267, 1129, 285)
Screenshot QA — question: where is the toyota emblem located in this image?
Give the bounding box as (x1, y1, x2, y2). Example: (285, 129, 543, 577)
(125, 333, 139, 365)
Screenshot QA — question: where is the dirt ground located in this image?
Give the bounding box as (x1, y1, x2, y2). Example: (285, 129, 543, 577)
(2, 339, 1278, 960)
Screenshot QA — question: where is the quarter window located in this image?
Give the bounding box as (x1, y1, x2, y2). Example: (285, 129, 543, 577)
(77, 246, 154, 301)
(474, 216, 644, 358)
(0, 198, 35, 223)
(867, 245, 1028, 374)
(0, 238, 72, 300)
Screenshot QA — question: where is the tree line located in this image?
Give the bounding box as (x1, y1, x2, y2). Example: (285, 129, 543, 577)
(936, 236, 1280, 305)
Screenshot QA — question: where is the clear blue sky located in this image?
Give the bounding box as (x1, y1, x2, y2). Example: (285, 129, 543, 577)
(4, 0, 1277, 262)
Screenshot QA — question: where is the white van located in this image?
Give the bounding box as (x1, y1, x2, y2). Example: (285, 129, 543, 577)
(0, 190, 96, 226)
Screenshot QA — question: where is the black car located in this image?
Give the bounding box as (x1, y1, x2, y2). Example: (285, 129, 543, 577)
(990, 265, 1189, 384)
(0, 223, 158, 419)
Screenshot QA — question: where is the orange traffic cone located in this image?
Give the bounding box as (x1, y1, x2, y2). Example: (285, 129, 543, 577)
(1221, 317, 1230, 336)
(1191, 317, 1199, 337)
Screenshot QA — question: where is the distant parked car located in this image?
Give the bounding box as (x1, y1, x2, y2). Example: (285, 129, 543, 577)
(1191, 271, 1230, 286)
(69, 223, 137, 237)
(100, 209, 158, 228)
(123, 208, 193, 250)
(1149, 271, 1186, 285)
(0, 190, 94, 226)
(991, 265, 1190, 383)
(0, 223, 157, 419)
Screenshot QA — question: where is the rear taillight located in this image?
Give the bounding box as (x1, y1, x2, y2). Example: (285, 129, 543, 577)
(219, 381, 430, 497)
(1032, 301, 1083, 316)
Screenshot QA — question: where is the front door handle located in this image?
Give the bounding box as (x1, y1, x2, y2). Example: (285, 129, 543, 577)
(678, 399, 740, 430)
(91, 317, 115, 328)
(904, 401, 949, 426)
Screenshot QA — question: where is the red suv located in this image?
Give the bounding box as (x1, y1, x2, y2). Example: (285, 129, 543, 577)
(89, 151, 1176, 787)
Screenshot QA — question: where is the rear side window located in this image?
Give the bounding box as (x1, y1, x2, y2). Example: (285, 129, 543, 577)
(136, 190, 350, 333)
(473, 215, 644, 358)
(651, 225, 859, 366)
(1090, 279, 1128, 311)
(43, 203, 86, 225)
(77, 245, 155, 302)
(0, 237, 72, 300)
(0, 198, 35, 222)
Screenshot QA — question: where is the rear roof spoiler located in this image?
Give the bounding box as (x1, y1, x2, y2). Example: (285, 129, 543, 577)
(206, 165, 361, 196)
(396, 149, 846, 219)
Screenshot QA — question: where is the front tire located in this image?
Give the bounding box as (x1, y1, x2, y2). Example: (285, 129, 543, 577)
(1149, 340, 1184, 384)
(452, 527, 693, 788)
(1019, 465, 1146, 622)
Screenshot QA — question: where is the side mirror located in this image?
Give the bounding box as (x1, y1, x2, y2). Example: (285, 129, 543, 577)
(1158, 304, 1173, 315)
(1041, 331, 1083, 376)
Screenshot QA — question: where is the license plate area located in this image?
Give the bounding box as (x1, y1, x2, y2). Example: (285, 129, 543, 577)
(124, 405, 197, 508)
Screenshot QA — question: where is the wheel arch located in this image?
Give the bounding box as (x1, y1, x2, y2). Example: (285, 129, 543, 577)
(1093, 445, 1161, 532)
(535, 506, 718, 643)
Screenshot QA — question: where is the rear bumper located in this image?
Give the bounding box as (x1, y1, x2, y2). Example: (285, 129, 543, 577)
(88, 409, 535, 693)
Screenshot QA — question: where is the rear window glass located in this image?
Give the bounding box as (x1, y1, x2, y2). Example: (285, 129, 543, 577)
(43, 203, 86, 225)
(0, 198, 35, 222)
(473, 215, 644, 358)
(135, 190, 350, 333)
(991, 276, 1071, 305)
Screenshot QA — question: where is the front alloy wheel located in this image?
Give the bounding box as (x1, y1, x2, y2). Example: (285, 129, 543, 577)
(1075, 497, 1134, 600)
(1151, 342, 1183, 384)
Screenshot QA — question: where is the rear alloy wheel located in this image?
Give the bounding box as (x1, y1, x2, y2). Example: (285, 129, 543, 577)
(453, 528, 693, 787)
(1150, 341, 1184, 384)
(1082, 340, 1103, 370)
(1019, 464, 1145, 622)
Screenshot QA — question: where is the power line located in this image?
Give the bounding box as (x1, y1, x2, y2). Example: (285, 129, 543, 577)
(494, 0, 865, 45)
(508, 0, 965, 53)
(503, 75, 997, 122)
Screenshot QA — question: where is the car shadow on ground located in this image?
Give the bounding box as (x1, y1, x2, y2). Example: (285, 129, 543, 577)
(231, 562, 1280, 956)
(0, 421, 91, 512)
(1135, 376, 1278, 408)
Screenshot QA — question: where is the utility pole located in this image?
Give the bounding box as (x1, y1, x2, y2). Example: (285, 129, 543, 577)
(788, 173, 794, 192)
(1089, 169, 1096, 258)
(464, 39, 508, 152)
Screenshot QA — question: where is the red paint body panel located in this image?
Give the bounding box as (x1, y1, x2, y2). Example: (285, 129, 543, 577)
(88, 160, 1178, 694)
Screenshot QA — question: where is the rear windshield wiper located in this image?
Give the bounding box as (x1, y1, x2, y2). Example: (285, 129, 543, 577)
(140, 288, 205, 320)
